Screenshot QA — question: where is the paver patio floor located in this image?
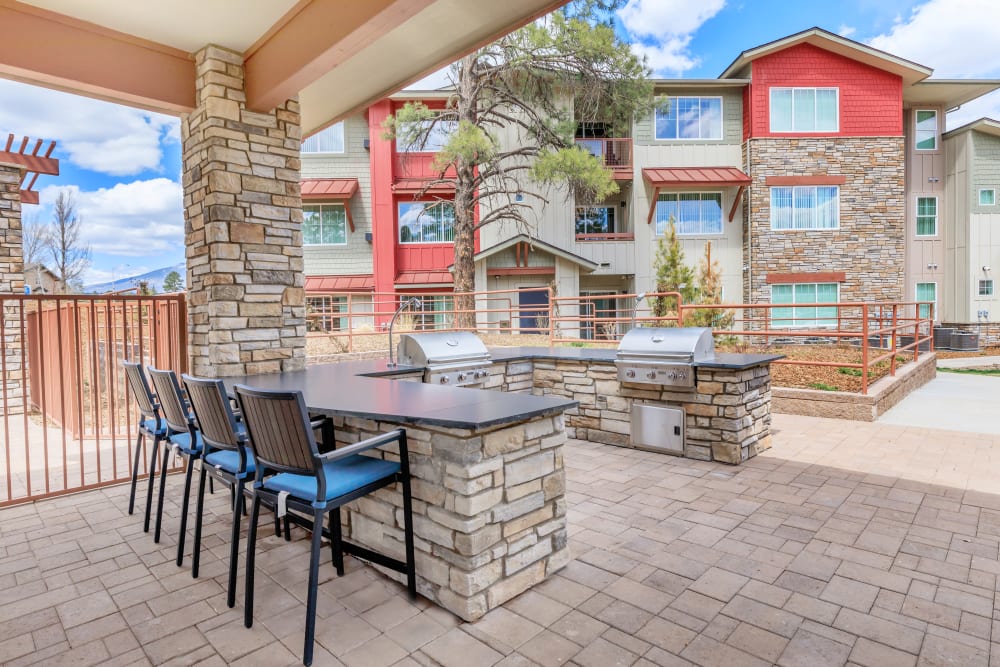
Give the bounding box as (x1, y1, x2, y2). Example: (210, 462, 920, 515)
(1, 412, 999, 666)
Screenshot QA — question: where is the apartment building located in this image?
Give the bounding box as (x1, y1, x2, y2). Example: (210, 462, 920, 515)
(299, 27, 1000, 333)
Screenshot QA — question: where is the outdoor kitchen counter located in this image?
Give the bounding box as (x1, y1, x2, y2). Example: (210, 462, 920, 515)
(223, 359, 575, 623)
(488, 345, 784, 369)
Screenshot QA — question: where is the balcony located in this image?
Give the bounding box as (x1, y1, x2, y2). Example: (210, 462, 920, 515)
(575, 137, 633, 179)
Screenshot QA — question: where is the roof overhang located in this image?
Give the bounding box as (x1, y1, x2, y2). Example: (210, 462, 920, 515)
(394, 270, 454, 288)
(1, 0, 569, 135)
(301, 178, 359, 231)
(304, 274, 374, 293)
(943, 117, 1000, 141)
(903, 80, 1000, 109)
(464, 234, 598, 273)
(652, 78, 750, 91)
(642, 167, 750, 226)
(720, 27, 932, 87)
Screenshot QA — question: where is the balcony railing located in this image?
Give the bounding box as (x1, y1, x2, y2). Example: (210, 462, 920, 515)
(575, 137, 632, 177)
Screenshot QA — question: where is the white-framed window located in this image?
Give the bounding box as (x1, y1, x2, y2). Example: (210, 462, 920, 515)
(654, 97, 723, 140)
(771, 283, 839, 328)
(301, 122, 345, 153)
(916, 282, 937, 320)
(406, 294, 455, 329)
(398, 201, 455, 243)
(914, 110, 938, 151)
(306, 295, 347, 332)
(575, 206, 617, 235)
(916, 196, 937, 236)
(770, 88, 838, 132)
(979, 279, 994, 296)
(979, 189, 996, 206)
(654, 192, 723, 235)
(397, 118, 457, 152)
(770, 186, 839, 230)
(303, 204, 347, 245)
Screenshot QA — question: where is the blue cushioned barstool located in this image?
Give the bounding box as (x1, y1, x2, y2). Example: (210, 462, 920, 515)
(123, 362, 167, 533)
(235, 384, 416, 667)
(147, 367, 202, 566)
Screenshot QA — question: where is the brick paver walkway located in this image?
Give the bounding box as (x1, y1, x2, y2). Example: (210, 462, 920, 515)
(1, 413, 999, 666)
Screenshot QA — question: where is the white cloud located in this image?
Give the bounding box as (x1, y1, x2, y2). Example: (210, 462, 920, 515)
(83, 265, 152, 287)
(39, 178, 184, 257)
(0, 80, 179, 176)
(867, 0, 1000, 128)
(838, 25, 857, 38)
(618, 0, 725, 76)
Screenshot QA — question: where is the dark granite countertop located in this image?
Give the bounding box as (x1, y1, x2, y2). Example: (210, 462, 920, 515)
(488, 346, 783, 370)
(223, 361, 577, 430)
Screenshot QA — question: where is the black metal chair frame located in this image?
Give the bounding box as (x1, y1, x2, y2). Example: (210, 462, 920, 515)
(235, 384, 416, 667)
(147, 366, 202, 566)
(123, 362, 166, 534)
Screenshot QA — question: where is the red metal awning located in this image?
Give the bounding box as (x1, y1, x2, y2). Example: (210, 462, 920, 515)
(642, 167, 750, 187)
(394, 270, 453, 286)
(304, 274, 374, 292)
(642, 167, 751, 225)
(301, 178, 358, 199)
(391, 179, 455, 194)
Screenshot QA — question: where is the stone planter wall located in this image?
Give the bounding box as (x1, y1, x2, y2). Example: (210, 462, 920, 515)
(530, 359, 773, 464)
(333, 412, 569, 622)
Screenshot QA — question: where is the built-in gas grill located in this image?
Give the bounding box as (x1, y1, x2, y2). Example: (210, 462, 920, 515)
(615, 327, 715, 388)
(397, 332, 493, 387)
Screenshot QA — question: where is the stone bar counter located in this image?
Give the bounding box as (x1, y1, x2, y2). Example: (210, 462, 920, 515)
(225, 360, 576, 622)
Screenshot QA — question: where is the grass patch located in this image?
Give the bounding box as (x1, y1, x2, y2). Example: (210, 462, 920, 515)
(808, 382, 840, 391)
(938, 367, 1000, 376)
(836, 367, 864, 377)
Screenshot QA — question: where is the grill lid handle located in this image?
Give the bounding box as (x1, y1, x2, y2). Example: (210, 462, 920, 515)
(651, 335, 664, 343)
(446, 338, 459, 346)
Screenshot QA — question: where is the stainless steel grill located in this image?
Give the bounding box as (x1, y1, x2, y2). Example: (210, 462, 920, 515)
(397, 332, 492, 387)
(614, 327, 715, 388)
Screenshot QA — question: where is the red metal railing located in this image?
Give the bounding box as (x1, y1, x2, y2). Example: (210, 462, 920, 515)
(1, 294, 186, 507)
(575, 137, 633, 174)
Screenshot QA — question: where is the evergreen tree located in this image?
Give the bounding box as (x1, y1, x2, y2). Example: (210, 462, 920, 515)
(162, 270, 184, 292)
(650, 218, 696, 321)
(686, 241, 734, 329)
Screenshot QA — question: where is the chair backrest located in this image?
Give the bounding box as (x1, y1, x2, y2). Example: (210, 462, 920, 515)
(147, 367, 193, 434)
(234, 384, 317, 477)
(182, 374, 242, 452)
(123, 361, 158, 419)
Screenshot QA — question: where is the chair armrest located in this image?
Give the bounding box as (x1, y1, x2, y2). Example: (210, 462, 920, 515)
(318, 429, 405, 463)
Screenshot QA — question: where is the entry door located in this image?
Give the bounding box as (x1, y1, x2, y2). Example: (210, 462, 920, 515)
(518, 288, 549, 334)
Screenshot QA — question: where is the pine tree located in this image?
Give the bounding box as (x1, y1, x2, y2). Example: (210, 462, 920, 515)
(650, 218, 696, 321)
(687, 241, 734, 328)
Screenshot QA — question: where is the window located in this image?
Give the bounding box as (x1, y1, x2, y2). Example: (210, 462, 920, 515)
(980, 189, 996, 206)
(306, 296, 347, 332)
(916, 197, 937, 236)
(916, 282, 937, 320)
(771, 283, 839, 328)
(575, 207, 616, 235)
(655, 97, 723, 140)
(770, 186, 839, 230)
(408, 295, 454, 329)
(397, 118, 457, 152)
(655, 193, 723, 235)
(301, 122, 345, 153)
(398, 201, 455, 243)
(914, 110, 937, 151)
(979, 279, 994, 296)
(303, 205, 347, 245)
(770, 88, 838, 132)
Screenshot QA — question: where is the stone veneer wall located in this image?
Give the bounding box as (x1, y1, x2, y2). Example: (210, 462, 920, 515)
(182, 45, 305, 377)
(533, 359, 772, 464)
(743, 137, 905, 304)
(0, 164, 23, 413)
(334, 412, 569, 622)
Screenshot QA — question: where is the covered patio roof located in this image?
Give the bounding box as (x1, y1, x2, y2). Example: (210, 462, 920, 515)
(642, 167, 751, 226)
(0, 0, 568, 135)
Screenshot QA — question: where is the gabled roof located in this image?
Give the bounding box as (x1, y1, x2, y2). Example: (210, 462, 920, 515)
(720, 27, 933, 86)
(460, 234, 599, 272)
(943, 118, 1000, 141)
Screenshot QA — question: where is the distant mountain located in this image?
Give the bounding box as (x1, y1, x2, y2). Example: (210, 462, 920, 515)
(85, 263, 186, 294)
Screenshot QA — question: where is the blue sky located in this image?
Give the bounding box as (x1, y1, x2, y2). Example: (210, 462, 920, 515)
(4, 0, 999, 285)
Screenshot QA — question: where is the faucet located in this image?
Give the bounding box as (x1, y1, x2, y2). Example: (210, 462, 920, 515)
(631, 292, 646, 331)
(387, 297, 422, 367)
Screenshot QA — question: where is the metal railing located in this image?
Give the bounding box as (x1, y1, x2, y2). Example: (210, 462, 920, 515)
(575, 137, 633, 172)
(0, 294, 187, 507)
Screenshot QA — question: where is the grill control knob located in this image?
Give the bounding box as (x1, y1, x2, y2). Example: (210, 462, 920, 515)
(625, 370, 635, 378)
(676, 371, 686, 379)
(457, 373, 468, 382)
(477, 370, 488, 379)
(646, 371, 657, 380)
(666, 371, 676, 380)
(439, 376, 450, 384)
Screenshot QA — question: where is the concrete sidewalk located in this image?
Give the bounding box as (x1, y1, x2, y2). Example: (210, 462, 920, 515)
(936, 355, 1000, 369)
(878, 370, 1000, 434)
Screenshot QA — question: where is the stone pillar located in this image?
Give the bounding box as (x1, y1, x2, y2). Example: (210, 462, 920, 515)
(0, 164, 24, 413)
(182, 45, 305, 377)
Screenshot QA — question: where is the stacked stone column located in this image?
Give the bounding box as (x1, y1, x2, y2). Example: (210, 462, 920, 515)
(0, 164, 24, 413)
(182, 45, 305, 377)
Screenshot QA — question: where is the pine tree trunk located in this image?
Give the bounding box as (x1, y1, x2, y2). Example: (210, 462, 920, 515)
(453, 55, 477, 331)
